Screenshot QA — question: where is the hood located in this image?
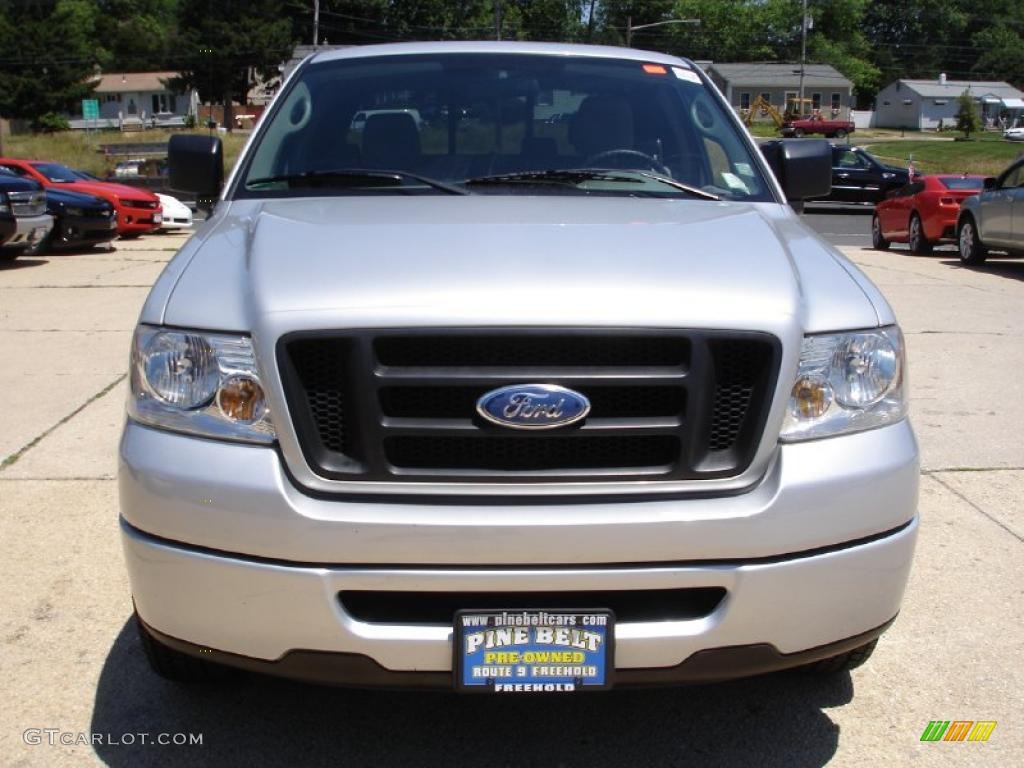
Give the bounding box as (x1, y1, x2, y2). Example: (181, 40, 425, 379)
(160, 196, 883, 335)
(54, 180, 158, 202)
(0, 174, 42, 193)
(45, 187, 109, 208)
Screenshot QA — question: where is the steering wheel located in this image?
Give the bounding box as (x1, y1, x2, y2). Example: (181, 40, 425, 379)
(583, 148, 671, 176)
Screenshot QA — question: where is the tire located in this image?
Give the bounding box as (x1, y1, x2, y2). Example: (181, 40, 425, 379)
(793, 128, 805, 138)
(871, 214, 890, 250)
(135, 612, 234, 683)
(0, 246, 27, 263)
(120, 233, 142, 240)
(834, 128, 848, 139)
(799, 639, 878, 675)
(958, 217, 988, 265)
(908, 213, 932, 254)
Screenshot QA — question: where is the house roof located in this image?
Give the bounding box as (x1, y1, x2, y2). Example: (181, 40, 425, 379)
(92, 72, 181, 93)
(891, 79, 1024, 100)
(708, 63, 852, 89)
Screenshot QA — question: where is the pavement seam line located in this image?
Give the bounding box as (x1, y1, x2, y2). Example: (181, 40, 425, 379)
(0, 374, 126, 472)
(923, 466, 1024, 473)
(929, 473, 1024, 544)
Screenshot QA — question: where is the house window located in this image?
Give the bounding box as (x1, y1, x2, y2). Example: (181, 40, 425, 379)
(760, 92, 771, 105)
(150, 93, 178, 114)
(934, 99, 947, 105)
(740, 92, 751, 110)
(811, 93, 822, 110)
(831, 93, 841, 111)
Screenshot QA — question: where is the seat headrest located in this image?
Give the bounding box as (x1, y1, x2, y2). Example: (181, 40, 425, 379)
(570, 96, 635, 158)
(362, 112, 421, 168)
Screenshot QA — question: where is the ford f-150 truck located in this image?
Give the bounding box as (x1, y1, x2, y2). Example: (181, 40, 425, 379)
(121, 42, 918, 692)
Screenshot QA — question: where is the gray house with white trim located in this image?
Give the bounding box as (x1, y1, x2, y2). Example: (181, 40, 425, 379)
(875, 76, 1024, 130)
(706, 63, 853, 121)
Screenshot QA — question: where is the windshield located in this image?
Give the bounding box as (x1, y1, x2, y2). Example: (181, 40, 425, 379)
(239, 53, 772, 201)
(938, 177, 983, 191)
(33, 163, 80, 183)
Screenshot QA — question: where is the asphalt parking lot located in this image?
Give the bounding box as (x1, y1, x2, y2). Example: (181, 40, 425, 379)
(1, 225, 1022, 767)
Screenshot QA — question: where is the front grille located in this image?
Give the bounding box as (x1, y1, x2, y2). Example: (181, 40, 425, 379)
(339, 588, 727, 625)
(385, 435, 680, 472)
(278, 329, 779, 485)
(9, 190, 46, 217)
(123, 199, 158, 209)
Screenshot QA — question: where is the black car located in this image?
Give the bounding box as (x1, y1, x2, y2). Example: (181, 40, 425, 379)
(812, 145, 914, 204)
(0, 168, 52, 261)
(31, 186, 118, 253)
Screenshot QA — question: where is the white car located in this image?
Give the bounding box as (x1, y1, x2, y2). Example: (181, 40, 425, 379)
(1004, 127, 1024, 142)
(155, 193, 193, 230)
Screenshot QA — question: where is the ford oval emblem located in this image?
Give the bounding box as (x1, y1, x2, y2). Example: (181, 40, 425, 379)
(476, 384, 591, 430)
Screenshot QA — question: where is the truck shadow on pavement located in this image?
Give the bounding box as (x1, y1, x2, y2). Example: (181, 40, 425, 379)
(940, 258, 1024, 283)
(91, 619, 851, 768)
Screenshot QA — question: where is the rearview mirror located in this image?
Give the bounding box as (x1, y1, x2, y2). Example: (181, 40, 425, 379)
(168, 134, 223, 210)
(759, 139, 832, 207)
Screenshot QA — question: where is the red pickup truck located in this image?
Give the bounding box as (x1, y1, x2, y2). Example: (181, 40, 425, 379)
(781, 115, 855, 139)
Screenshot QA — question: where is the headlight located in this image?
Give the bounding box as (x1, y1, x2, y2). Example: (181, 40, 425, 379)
(128, 325, 274, 443)
(64, 206, 85, 217)
(780, 326, 906, 441)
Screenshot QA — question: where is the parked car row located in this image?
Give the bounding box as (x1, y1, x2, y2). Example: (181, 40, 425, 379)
(0, 158, 192, 262)
(870, 156, 1024, 266)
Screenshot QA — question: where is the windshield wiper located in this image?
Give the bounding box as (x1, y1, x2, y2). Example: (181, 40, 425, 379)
(463, 169, 720, 200)
(246, 169, 469, 195)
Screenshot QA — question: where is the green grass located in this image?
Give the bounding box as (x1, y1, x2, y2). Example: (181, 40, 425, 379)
(863, 133, 1024, 176)
(3, 129, 248, 177)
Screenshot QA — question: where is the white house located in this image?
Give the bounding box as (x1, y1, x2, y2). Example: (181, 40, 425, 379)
(875, 75, 1024, 130)
(72, 71, 199, 130)
(706, 63, 854, 121)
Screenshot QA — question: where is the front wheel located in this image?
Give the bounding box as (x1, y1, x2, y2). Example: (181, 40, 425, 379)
(908, 213, 932, 254)
(958, 218, 988, 265)
(834, 128, 848, 139)
(793, 128, 805, 138)
(799, 639, 878, 675)
(871, 214, 890, 250)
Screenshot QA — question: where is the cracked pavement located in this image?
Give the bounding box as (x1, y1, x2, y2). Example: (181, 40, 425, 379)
(0, 233, 1021, 767)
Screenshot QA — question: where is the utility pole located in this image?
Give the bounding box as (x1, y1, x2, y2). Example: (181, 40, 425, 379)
(626, 15, 632, 48)
(798, 0, 808, 116)
(495, 1, 502, 41)
(313, 0, 320, 46)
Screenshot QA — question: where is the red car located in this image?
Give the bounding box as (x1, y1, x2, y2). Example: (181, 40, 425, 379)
(0, 158, 162, 237)
(872, 174, 986, 254)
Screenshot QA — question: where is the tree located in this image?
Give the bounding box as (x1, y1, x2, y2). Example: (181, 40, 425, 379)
(175, 0, 296, 131)
(972, 25, 1024, 87)
(96, 0, 180, 72)
(956, 89, 980, 138)
(0, 0, 103, 127)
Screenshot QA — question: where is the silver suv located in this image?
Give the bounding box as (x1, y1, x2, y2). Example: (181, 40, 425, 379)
(121, 42, 918, 691)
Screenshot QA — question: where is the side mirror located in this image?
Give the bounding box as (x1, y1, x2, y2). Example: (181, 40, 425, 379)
(760, 139, 832, 206)
(168, 134, 223, 210)
(983, 177, 997, 190)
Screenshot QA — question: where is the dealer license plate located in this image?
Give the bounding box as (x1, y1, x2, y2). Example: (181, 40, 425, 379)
(454, 609, 614, 693)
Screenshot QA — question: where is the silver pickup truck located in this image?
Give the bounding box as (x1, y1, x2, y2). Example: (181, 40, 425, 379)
(120, 42, 918, 692)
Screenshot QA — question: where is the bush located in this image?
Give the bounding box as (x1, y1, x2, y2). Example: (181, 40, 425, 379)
(182, 113, 197, 128)
(31, 112, 71, 133)
(956, 91, 981, 140)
